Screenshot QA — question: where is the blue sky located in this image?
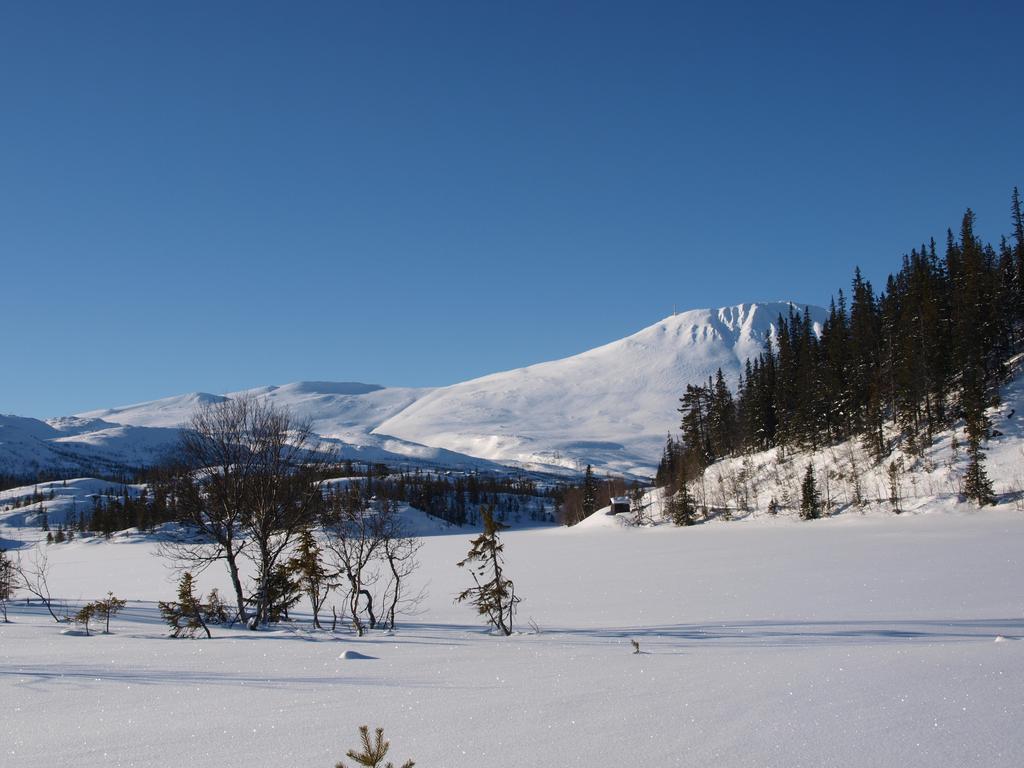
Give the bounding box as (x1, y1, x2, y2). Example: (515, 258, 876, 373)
(1, 1, 1021, 417)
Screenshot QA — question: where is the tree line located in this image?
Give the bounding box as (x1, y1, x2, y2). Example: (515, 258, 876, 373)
(658, 190, 1024, 508)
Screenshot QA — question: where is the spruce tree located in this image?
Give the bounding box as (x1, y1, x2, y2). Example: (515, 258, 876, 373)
(581, 465, 598, 518)
(679, 383, 714, 466)
(800, 464, 821, 520)
(963, 433, 995, 506)
(710, 368, 737, 457)
(455, 507, 520, 636)
(285, 528, 335, 629)
(159, 572, 211, 639)
(962, 368, 996, 506)
(671, 477, 697, 526)
(1012, 187, 1024, 328)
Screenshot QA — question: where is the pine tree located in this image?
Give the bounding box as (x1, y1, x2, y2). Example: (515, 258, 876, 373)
(581, 465, 598, 518)
(654, 433, 677, 488)
(455, 507, 520, 636)
(1011, 187, 1024, 331)
(679, 383, 714, 466)
(800, 464, 821, 520)
(962, 367, 996, 506)
(709, 368, 737, 457)
(963, 433, 995, 506)
(159, 572, 211, 639)
(336, 726, 414, 768)
(202, 588, 229, 624)
(670, 477, 697, 526)
(95, 592, 127, 633)
(264, 563, 302, 622)
(73, 602, 96, 635)
(285, 528, 335, 629)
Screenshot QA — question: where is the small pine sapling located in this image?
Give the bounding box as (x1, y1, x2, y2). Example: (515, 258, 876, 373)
(159, 572, 211, 638)
(96, 592, 127, 633)
(74, 602, 96, 636)
(336, 726, 414, 768)
(203, 588, 229, 624)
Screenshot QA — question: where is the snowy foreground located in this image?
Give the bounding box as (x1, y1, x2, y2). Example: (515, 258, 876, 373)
(3, 512, 1023, 767)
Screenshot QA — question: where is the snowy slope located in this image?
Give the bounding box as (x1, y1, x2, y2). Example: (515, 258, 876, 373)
(0, 414, 180, 477)
(588, 353, 1024, 530)
(376, 302, 824, 475)
(78, 391, 230, 429)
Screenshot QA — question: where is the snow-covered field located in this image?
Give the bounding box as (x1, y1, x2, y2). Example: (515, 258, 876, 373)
(4, 309, 1024, 766)
(4, 511, 1022, 767)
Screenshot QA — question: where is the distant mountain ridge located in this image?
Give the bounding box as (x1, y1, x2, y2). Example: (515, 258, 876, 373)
(1, 302, 825, 478)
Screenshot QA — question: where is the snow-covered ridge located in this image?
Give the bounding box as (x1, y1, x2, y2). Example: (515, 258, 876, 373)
(3, 302, 823, 477)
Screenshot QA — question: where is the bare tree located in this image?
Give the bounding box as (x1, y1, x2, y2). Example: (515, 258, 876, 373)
(0, 549, 16, 622)
(323, 487, 387, 636)
(380, 508, 423, 631)
(158, 468, 250, 624)
(629, 486, 649, 526)
(322, 490, 423, 636)
(160, 393, 335, 629)
(14, 547, 61, 623)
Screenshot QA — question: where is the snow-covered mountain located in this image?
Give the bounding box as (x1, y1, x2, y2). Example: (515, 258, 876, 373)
(0, 414, 182, 478)
(2, 302, 823, 478)
(376, 302, 823, 474)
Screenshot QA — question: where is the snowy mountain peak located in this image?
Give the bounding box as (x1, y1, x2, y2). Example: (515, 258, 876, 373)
(646, 301, 819, 344)
(373, 302, 827, 475)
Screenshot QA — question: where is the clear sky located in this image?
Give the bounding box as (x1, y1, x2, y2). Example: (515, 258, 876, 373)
(1, 1, 1021, 417)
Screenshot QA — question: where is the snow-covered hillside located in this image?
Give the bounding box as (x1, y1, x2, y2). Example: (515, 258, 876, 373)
(0, 414, 180, 477)
(589, 354, 1024, 529)
(1, 301, 822, 479)
(2, 386, 505, 477)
